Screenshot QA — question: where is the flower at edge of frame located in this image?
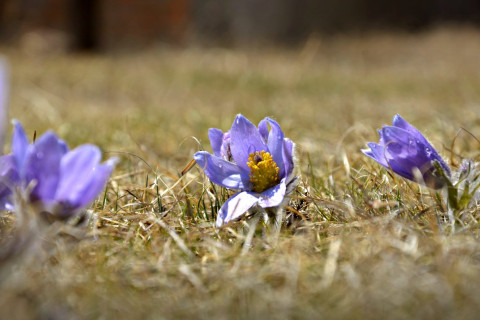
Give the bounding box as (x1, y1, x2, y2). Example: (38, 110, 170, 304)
(0, 121, 117, 221)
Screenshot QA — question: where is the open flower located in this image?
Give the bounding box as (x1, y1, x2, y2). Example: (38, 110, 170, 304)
(194, 114, 297, 227)
(0, 121, 117, 220)
(362, 114, 450, 189)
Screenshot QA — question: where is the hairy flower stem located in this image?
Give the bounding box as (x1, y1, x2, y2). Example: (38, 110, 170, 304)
(242, 212, 261, 255)
(240, 206, 286, 253)
(265, 206, 285, 247)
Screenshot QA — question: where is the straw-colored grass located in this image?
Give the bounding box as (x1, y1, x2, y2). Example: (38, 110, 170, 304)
(2, 26, 480, 319)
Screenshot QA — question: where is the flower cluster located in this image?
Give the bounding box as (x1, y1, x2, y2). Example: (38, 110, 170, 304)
(194, 114, 297, 227)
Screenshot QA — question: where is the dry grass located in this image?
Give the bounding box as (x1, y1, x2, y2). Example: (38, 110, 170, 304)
(2, 26, 480, 319)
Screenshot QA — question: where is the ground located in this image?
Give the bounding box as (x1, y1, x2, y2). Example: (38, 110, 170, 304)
(1, 26, 480, 319)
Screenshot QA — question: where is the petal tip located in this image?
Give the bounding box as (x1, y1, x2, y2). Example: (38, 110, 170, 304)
(193, 151, 208, 167)
(106, 157, 119, 168)
(361, 147, 372, 156)
(392, 114, 406, 125)
(234, 114, 247, 123)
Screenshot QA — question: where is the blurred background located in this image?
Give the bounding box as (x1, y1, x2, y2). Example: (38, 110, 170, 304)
(0, 0, 479, 50)
(0, 0, 480, 169)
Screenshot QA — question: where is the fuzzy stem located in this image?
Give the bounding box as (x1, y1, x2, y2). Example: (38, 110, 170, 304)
(242, 211, 261, 255)
(269, 206, 285, 247)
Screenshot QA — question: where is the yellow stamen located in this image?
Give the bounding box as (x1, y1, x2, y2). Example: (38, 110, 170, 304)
(247, 151, 280, 193)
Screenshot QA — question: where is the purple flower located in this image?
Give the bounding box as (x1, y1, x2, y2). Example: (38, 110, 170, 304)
(0, 121, 117, 220)
(362, 114, 450, 189)
(0, 57, 9, 151)
(194, 114, 296, 227)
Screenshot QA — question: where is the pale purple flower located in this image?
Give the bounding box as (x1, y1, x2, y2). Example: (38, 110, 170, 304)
(0, 121, 117, 220)
(194, 114, 296, 227)
(362, 114, 450, 189)
(0, 57, 9, 152)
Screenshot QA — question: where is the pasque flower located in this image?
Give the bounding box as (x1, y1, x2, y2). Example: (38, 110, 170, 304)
(0, 57, 8, 150)
(194, 114, 297, 227)
(0, 121, 117, 220)
(0, 57, 10, 210)
(362, 114, 450, 189)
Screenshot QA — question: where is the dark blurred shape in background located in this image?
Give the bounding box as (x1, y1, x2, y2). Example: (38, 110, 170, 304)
(0, 0, 479, 50)
(71, 0, 99, 50)
(0, 0, 189, 51)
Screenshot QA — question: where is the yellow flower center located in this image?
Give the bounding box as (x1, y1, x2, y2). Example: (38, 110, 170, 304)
(247, 151, 280, 193)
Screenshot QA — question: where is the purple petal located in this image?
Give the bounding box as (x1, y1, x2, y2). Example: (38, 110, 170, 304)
(385, 138, 445, 181)
(264, 118, 285, 178)
(383, 157, 416, 181)
(381, 127, 431, 165)
(208, 128, 224, 157)
(377, 129, 385, 146)
(54, 145, 102, 207)
(382, 125, 450, 174)
(230, 114, 267, 172)
(69, 158, 116, 208)
(11, 120, 29, 170)
(257, 178, 286, 208)
(392, 114, 425, 138)
(391, 114, 437, 154)
(258, 119, 269, 141)
(362, 142, 389, 167)
(194, 151, 250, 189)
(216, 191, 259, 227)
(363, 142, 416, 181)
(23, 132, 68, 203)
(282, 138, 295, 177)
(220, 131, 232, 160)
(0, 154, 20, 188)
(374, 136, 425, 179)
(0, 59, 9, 152)
(381, 126, 412, 145)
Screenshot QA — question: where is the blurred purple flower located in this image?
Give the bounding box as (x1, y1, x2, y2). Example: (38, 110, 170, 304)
(362, 114, 450, 189)
(0, 121, 117, 220)
(194, 114, 296, 227)
(0, 57, 9, 152)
